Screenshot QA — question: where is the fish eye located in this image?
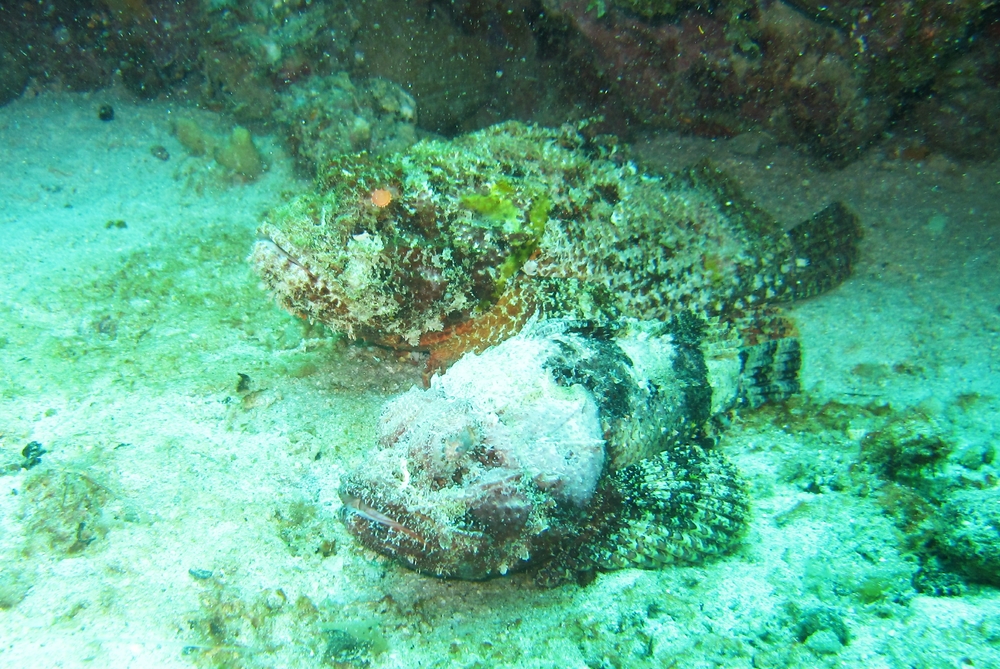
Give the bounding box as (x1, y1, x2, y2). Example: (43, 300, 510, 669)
(442, 425, 479, 461)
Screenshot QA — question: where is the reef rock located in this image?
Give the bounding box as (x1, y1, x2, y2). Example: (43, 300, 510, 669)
(543, 0, 994, 161)
(275, 72, 418, 174)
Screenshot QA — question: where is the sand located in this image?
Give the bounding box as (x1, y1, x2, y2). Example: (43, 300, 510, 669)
(1, 91, 998, 668)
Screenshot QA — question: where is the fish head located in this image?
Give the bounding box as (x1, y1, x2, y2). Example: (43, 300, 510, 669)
(338, 387, 542, 579)
(338, 347, 608, 580)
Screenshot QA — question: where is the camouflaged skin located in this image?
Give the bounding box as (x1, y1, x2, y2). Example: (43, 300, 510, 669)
(255, 121, 861, 582)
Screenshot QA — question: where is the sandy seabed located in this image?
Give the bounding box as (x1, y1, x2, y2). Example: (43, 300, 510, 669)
(1, 91, 998, 669)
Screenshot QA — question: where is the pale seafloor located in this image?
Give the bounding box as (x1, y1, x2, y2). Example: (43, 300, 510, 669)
(0, 90, 998, 669)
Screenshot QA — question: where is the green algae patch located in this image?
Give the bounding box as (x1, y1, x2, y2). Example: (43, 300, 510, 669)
(528, 195, 551, 235)
(460, 191, 519, 226)
(494, 242, 534, 297)
(457, 178, 543, 237)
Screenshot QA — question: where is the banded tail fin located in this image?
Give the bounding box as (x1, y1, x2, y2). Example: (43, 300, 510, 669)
(778, 202, 862, 301)
(738, 337, 801, 408)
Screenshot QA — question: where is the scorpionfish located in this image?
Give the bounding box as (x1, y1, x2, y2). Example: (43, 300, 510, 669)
(251, 121, 861, 582)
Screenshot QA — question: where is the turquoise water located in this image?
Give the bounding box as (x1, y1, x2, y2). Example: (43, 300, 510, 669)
(1, 59, 999, 669)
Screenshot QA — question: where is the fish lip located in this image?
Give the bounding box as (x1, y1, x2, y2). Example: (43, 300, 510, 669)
(339, 485, 399, 526)
(339, 476, 521, 579)
(338, 481, 443, 558)
(253, 234, 315, 275)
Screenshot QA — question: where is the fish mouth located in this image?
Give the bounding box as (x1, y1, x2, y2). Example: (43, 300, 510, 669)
(338, 490, 430, 547)
(337, 479, 462, 575)
(249, 232, 358, 333)
(337, 473, 535, 580)
(251, 234, 321, 283)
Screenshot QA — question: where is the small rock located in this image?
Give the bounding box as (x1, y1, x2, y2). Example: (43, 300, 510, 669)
(21, 441, 46, 469)
(936, 488, 1000, 586)
(728, 131, 773, 157)
(795, 606, 850, 646)
(805, 629, 844, 655)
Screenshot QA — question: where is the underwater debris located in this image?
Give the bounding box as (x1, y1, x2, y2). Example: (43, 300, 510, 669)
(21, 441, 46, 469)
(150, 144, 170, 161)
(235, 372, 253, 394)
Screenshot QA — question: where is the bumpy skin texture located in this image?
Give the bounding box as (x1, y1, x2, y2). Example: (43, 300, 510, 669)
(252, 121, 859, 371)
(339, 319, 753, 580)
(256, 121, 862, 581)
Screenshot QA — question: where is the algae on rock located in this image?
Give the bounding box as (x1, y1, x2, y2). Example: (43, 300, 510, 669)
(274, 71, 417, 174)
(172, 118, 265, 180)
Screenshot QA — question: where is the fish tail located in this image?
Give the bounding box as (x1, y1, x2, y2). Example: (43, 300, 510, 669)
(587, 444, 751, 571)
(776, 201, 863, 301)
(738, 337, 801, 408)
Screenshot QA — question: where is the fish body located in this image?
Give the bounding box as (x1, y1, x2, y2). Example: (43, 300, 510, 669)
(251, 121, 858, 371)
(339, 316, 792, 581)
(252, 121, 861, 581)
